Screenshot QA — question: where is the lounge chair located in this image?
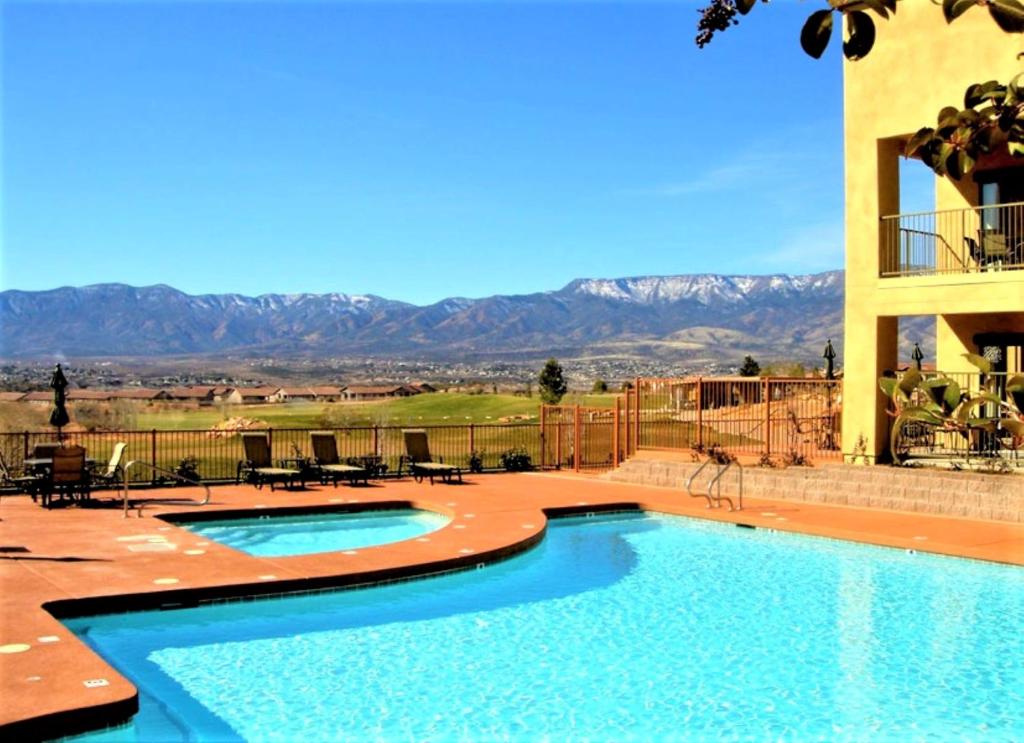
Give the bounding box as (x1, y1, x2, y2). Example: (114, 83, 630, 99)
(49, 445, 89, 508)
(309, 432, 369, 487)
(400, 429, 462, 485)
(236, 433, 302, 491)
(0, 450, 47, 503)
(89, 442, 126, 488)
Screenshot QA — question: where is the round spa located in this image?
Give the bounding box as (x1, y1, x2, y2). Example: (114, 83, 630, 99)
(178, 508, 450, 557)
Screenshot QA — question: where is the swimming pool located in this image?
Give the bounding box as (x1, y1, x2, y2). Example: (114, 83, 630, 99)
(177, 508, 449, 557)
(67, 512, 1023, 741)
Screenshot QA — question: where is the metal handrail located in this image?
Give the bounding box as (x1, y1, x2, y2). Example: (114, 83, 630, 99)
(707, 460, 743, 512)
(122, 460, 211, 518)
(880, 199, 1024, 220)
(684, 458, 716, 508)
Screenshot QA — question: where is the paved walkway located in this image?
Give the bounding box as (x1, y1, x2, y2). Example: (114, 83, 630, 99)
(2, 472, 1023, 738)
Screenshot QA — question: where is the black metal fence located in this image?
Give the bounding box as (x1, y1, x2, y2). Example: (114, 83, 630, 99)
(0, 424, 544, 485)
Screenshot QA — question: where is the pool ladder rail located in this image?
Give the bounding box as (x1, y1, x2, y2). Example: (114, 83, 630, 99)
(685, 458, 743, 512)
(121, 460, 211, 518)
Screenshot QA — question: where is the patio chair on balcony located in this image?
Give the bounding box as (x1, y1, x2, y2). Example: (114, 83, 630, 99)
(400, 429, 462, 485)
(0, 450, 47, 503)
(89, 442, 127, 489)
(310, 432, 369, 487)
(236, 433, 302, 491)
(981, 232, 1008, 268)
(964, 236, 983, 267)
(49, 445, 90, 508)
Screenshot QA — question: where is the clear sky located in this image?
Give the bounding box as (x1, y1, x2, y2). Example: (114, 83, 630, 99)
(2, 0, 866, 304)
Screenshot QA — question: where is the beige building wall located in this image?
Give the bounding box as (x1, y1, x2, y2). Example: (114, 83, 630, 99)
(842, 5, 1023, 461)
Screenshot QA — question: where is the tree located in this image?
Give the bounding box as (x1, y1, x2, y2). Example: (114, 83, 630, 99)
(696, 0, 1024, 178)
(738, 355, 761, 377)
(538, 358, 568, 404)
(592, 379, 609, 393)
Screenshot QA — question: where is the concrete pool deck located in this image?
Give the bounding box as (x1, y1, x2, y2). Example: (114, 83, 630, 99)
(2, 472, 1023, 738)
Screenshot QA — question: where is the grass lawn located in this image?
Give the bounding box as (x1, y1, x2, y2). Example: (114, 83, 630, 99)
(128, 392, 617, 431)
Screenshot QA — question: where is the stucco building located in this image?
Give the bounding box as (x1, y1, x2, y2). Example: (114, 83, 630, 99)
(842, 5, 1023, 462)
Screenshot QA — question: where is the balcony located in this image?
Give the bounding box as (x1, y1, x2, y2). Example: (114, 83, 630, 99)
(880, 201, 1024, 278)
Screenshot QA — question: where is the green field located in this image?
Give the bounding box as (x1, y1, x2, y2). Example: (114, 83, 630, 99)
(129, 392, 617, 431)
(0, 392, 618, 435)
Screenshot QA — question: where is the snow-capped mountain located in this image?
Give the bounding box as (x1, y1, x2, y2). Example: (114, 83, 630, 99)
(0, 270, 883, 364)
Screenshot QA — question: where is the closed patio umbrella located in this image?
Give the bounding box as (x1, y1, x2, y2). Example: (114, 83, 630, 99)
(49, 363, 70, 442)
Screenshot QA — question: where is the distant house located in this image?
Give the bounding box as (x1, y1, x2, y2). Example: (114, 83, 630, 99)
(280, 387, 318, 402)
(67, 389, 113, 402)
(110, 388, 171, 402)
(168, 386, 216, 405)
(310, 385, 344, 402)
(0, 391, 26, 402)
(342, 385, 418, 401)
(408, 382, 437, 394)
(23, 391, 53, 405)
(234, 386, 284, 404)
(212, 386, 235, 402)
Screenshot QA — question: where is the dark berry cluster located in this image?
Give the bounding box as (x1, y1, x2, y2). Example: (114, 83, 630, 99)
(695, 0, 739, 48)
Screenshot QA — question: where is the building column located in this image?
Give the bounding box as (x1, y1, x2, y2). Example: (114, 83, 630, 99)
(842, 315, 899, 463)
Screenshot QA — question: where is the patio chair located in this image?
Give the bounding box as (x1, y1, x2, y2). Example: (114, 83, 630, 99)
(89, 442, 127, 489)
(981, 232, 1008, 267)
(49, 445, 89, 508)
(236, 433, 302, 491)
(0, 449, 47, 503)
(310, 432, 369, 487)
(400, 429, 462, 485)
(30, 442, 61, 460)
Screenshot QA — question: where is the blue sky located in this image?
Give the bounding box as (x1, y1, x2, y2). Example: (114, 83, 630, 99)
(2, 0, 873, 304)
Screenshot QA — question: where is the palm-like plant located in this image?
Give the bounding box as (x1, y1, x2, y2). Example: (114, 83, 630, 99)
(879, 354, 1024, 464)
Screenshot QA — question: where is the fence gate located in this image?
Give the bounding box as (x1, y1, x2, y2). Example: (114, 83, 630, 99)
(540, 404, 625, 472)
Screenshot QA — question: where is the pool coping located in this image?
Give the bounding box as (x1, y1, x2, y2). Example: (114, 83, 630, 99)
(1, 472, 1022, 739)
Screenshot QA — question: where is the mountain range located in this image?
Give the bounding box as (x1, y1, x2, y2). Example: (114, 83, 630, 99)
(0, 270, 932, 366)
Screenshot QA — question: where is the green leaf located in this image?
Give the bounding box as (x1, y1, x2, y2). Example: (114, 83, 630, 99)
(1001, 418, 1024, 437)
(1008, 140, 1024, 157)
(938, 106, 959, 127)
(1006, 374, 1024, 389)
(879, 376, 899, 398)
(1007, 387, 1024, 412)
(943, 380, 963, 413)
(989, 0, 1024, 33)
(736, 0, 757, 14)
(943, 0, 979, 23)
(843, 11, 876, 60)
(900, 407, 945, 425)
(946, 148, 964, 179)
(856, 0, 891, 18)
(962, 352, 993, 373)
(956, 109, 980, 126)
(905, 128, 936, 158)
(921, 378, 949, 407)
(800, 10, 834, 59)
(958, 148, 976, 176)
(898, 368, 922, 395)
(955, 394, 1001, 424)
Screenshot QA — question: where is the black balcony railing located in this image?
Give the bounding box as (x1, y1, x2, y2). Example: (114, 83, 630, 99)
(880, 201, 1024, 277)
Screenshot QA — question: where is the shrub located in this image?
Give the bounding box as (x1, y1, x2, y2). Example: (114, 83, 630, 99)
(499, 447, 533, 472)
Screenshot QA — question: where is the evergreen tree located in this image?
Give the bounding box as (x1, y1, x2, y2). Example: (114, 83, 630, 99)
(538, 358, 568, 404)
(592, 379, 609, 393)
(738, 355, 761, 377)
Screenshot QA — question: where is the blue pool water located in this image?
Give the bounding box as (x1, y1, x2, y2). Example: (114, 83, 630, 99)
(67, 513, 1023, 741)
(180, 509, 449, 557)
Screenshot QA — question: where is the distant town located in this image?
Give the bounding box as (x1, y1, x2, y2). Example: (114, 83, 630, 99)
(0, 355, 743, 398)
